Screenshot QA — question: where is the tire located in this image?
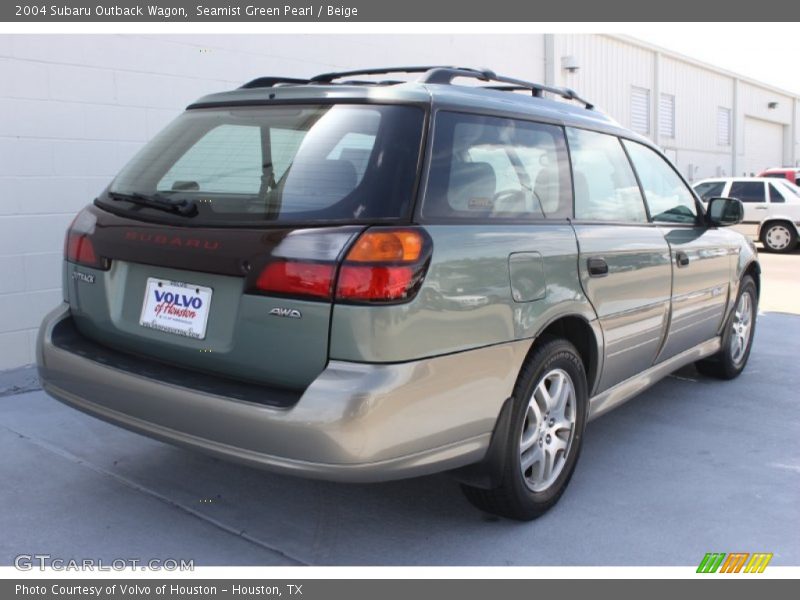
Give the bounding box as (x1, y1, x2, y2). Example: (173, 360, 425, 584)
(696, 275, 758, 380)
(461, 337, 588, 521)
(761, 222, 797, 253)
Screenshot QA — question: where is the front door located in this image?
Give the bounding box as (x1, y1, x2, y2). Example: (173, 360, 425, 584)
(567, 128, 672, 393)
(621, 140, 733, 360)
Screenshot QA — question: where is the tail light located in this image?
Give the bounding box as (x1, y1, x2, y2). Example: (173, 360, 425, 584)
(255, 260, 335, 299)
(335, 229, 431, 303)
(64, 210, 107, 270)
(251, 228, 432, 304)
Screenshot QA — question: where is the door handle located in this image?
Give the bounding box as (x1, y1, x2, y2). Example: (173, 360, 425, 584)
(755, 206, 768, 210)
(676, 251, 690, 267)
(587, 257, 609, 277)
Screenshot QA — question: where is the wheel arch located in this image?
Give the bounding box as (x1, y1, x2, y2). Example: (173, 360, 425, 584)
(527, 314, 602, 397)
(449, 312, 602, 490)
(742, 260, 761, 300)
(758, 218, 799, 240)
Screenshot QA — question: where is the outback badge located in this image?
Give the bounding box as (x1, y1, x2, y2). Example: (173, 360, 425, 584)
(71, 271, 95, 284)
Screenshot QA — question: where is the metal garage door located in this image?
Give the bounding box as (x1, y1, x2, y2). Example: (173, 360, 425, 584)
(743, 117, 784, 175)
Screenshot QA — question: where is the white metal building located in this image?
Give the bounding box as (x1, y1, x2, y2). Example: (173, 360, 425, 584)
(0, 33, 798, 370)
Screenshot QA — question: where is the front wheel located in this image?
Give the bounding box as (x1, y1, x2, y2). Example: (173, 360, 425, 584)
(461, 338, 588, 520)
(696, 275, 757, 379)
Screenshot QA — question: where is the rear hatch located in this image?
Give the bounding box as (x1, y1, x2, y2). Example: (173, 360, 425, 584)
(64, 102, 426, 390)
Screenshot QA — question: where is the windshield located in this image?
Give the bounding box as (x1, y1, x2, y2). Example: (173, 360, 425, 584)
(102, 104, 425, 224)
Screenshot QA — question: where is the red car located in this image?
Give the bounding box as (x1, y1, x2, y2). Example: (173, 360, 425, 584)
(758, 167, 800, 185)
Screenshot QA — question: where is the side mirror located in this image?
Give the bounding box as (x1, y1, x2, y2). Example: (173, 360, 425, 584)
(706, 197, 744, 227)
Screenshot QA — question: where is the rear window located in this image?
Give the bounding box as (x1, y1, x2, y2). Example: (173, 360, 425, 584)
(103, 104, 424, 225)
(693, 181, 725, 200)
(421, 112, 572, 220)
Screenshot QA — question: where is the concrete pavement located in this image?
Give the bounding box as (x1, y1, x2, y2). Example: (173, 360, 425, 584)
(1, 311, 798, 566)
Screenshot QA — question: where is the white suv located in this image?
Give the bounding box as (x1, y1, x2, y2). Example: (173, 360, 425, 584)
(694, 177, 800, 253)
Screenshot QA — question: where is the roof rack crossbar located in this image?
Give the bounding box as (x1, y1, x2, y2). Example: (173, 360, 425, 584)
(309, 66, 460, 83)
(420, 67, 594, 109)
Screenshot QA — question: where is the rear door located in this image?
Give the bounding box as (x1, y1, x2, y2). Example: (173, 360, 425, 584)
(728, 180, 769, 239)
(67, 103, 425, 391)
(567, 128, 672, 393)
(622, 140, 732, 361)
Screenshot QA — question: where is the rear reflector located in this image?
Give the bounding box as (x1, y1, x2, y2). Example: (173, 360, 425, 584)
(255, 261, 335, 300)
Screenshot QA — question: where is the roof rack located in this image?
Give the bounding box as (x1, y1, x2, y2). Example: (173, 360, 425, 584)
(309, 66, 448, 83)
(420, 67, 594, 109)
(240, 76, 310, 89)
(240, 66, 594, 110)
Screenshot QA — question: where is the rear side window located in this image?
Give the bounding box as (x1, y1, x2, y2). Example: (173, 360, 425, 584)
(693, 181, 725, 200)
(622, 140, 698, 224)
(768, 183, 786, 203)
(566, 128, 647, 223)
(729, 181, 767, 203)
(107, 104, 424, 225)
(422, 112, 572, 220)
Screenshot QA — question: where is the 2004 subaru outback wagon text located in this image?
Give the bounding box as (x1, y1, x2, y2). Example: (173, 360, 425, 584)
(37, 66, 759, 520)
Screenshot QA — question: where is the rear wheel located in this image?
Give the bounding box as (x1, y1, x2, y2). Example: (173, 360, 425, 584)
(761, 222, 797, 253)
(696, 275, 757, 379)
(461, 338, 588, 520)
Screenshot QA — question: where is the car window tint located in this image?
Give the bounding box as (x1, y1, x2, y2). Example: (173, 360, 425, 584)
(159, 124, 262, 194)
(566, 128, 647, 222)
(270, 127, 306, 181)
(622, 140, 697, 224)
(327, 132, 377, 181)
(729, 181, 767, 203)
(768, 183, 786, 203)
(693, 181, 725, 200)
(422, 112, 572, 220)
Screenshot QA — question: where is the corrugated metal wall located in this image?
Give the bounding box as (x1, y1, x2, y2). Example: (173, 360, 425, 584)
(551, 34, 798, 180)
(554, 35, 655, 131)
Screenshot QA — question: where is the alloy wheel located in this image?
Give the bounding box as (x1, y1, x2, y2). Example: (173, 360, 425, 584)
(730, 290, 754, 367)
(519, 368, 577, 492)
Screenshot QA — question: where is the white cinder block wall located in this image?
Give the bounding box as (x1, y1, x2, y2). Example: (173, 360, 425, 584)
(0, 33, 544, 369)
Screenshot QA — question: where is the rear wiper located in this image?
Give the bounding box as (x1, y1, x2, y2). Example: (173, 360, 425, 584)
(107, 191, 198, 217)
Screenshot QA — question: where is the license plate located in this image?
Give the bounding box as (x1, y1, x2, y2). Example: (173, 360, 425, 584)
(139, 278, 212, 340)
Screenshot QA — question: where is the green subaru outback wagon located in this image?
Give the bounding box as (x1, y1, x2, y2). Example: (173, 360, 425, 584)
(37, 67, 759, 520)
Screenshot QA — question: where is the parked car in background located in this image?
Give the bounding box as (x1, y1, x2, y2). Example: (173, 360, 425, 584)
(694, 177, 800, 252)
(37, 66, 759, 521)
(758, 167, 800, 185)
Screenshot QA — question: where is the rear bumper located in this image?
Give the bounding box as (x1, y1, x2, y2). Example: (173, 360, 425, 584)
(37, 304, 530, 482)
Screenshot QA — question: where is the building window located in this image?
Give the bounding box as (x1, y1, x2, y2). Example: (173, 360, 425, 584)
(659, 94, 675, 138)
(631, 87, 650, 135)
(717, 107, 732, 146)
